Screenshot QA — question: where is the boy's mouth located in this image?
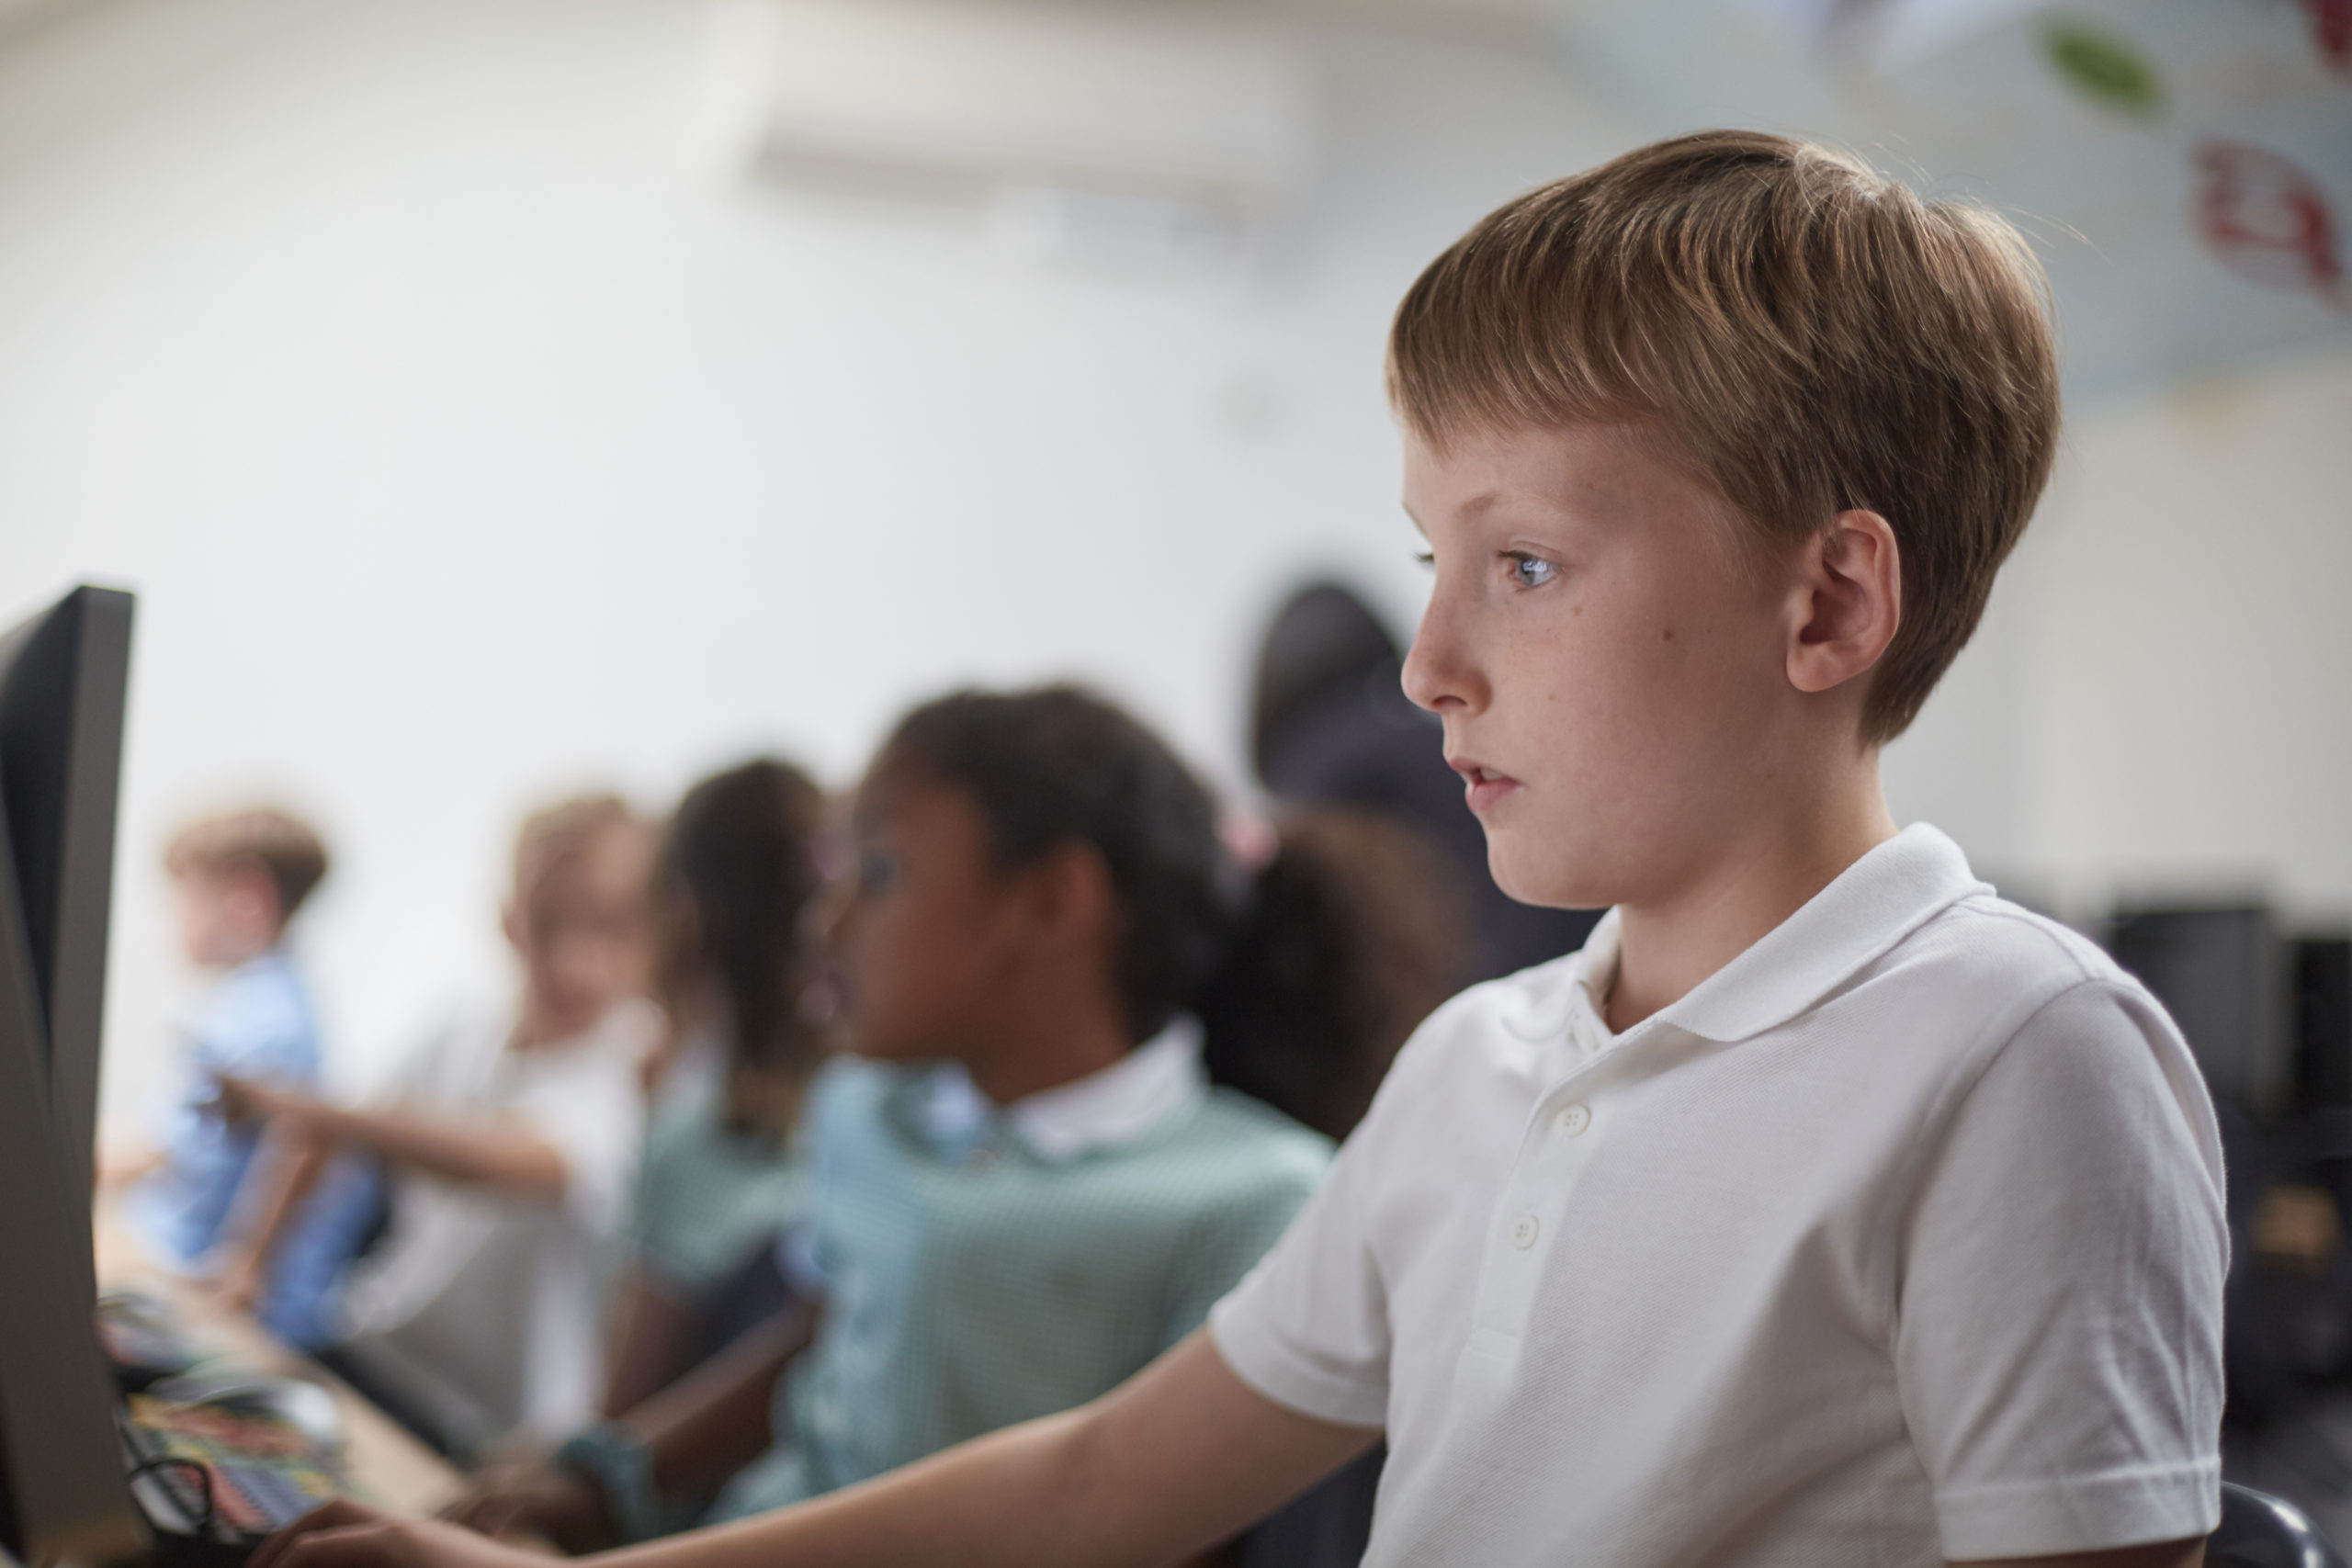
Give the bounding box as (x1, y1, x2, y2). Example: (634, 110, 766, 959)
(1449, 756, 1523, 813)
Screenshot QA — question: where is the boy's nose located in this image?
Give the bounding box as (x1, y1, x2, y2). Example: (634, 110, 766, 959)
(1402, 587, 1485, 716)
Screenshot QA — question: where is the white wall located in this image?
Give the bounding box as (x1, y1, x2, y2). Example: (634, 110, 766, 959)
(2016, 345, 2352, 919)
(0, 0, 2342, 1127)
(0, 0, 1646, 1111)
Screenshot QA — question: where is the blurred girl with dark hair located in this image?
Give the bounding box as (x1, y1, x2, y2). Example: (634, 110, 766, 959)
(603, 759, 831, 1416)
(441, 685, 1455, 1558)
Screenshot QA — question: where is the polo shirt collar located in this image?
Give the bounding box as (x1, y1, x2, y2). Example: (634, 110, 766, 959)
(915, 1017, 1208, 1164)
(1550, 824, 1989, 1048)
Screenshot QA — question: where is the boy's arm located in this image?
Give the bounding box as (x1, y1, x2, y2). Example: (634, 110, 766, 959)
(601, 1269, 697, 1419)
(442, 1295, 818, 1548)
(97, 1140, 166, 1189)
(1951, 1547, 2203, 1568)
(265, 1332, 1374, 1568)
(217, 1075, 566, 1201)
(626, 1294, 818, 1495)
(209, 1122, 333, 1312)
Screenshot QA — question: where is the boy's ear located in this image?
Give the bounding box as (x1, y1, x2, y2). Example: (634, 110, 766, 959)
(1019, 841, 1118, 953)
(1784, 508, 1902, 702)
(501, 898, 527, 955)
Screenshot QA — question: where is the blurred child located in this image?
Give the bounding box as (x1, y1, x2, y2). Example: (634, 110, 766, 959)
(128, 807, 338, 1339)
(1249, 581, 1598, 979)
(1198, 807, 1464, 1144)
(437, 688, 1455, 1556)
(217, 795, 658, 1458)
(604, 759, 831, 1416)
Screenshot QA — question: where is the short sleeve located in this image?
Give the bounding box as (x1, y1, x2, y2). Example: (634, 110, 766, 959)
(1896, 976, 2227, 1561)
(627, 1083, 808, 1294)
(1208, 1082, 1406, 1429)
(514, 1049, 645, 1235)
(366, 1010, 474, 1107)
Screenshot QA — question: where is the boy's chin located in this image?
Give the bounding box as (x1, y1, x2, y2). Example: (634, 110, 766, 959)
(1487, 849, 1611, 913)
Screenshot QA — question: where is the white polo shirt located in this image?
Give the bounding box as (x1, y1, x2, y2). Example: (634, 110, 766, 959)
(1209, 825, 2226, 1566)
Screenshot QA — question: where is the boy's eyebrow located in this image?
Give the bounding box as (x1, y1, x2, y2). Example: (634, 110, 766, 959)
(1401, 490, 1504, 535)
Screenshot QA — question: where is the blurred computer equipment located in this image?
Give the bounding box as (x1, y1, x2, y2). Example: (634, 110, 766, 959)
(2109, 904, 2292, 1117)
(2296, 936, 2352, 1113)
(0, 582, 146, 1564)
(0, 584, 131, 1220)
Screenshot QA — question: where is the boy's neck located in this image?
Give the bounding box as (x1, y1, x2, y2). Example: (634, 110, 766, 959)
(1603, 755, 1897, 1035)
(512, 996, 604, 1053)
(205, 932, 282, 972)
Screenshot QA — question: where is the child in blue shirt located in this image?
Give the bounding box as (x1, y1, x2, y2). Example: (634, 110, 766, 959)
(127, 806, 368, 1346)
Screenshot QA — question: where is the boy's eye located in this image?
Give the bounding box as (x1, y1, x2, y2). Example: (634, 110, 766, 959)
(1505, 552, 1559, 589)
(1411, 550, 1435, 572)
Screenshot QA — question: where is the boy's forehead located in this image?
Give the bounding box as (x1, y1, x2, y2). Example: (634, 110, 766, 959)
(1402, 421, 1656, 527)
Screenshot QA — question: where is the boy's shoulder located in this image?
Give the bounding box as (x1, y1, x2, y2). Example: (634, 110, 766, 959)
(1378, 858, 2162, 1100)
(1898, 887, 2127, 996)
(189, 950, 319, 1066)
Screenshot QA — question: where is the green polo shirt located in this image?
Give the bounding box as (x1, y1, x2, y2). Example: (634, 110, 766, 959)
(707, 1041, 1330, 1520)
(626, 1068, 808, 1298)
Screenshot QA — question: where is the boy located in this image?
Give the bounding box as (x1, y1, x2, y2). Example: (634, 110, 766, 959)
(218, 795, 660, 1456)
(259, 131, 2226, 1567)
(124, 806, 356, 1345)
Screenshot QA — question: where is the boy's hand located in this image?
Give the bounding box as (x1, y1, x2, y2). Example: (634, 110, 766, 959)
(210, 1072, 301, 1125)
(202, 1247, 269, 1316)
(255, 1501, 547, 1568)
(440, 1462, 614, 1555)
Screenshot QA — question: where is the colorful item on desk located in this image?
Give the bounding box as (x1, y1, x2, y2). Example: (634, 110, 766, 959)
(97, 1291, 211, 1391)
(126, 1395, 348, 1537)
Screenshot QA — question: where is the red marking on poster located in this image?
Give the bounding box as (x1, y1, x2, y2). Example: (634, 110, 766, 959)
(2299, 0, 2352, 73)
(2194, 141, 2346, 307)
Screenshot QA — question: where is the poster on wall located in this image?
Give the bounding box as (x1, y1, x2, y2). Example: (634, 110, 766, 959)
(1561, 0, 2351, 399)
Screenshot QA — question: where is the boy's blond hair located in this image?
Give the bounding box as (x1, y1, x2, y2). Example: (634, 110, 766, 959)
(511, 793, 643, 924)
(164, 807, 330, 922)
(1387, 129, 2060, 742)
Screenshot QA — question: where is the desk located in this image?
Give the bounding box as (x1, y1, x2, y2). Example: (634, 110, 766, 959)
(93, 1205, 461, 1517)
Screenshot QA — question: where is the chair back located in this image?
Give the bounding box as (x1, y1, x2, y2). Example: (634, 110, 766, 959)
(2209, 1482, 2348, 1568)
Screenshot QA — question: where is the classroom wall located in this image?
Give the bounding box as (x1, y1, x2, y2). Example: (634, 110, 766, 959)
(0, 0, 2340, 1122)
(2017, 345, 2352, 920)
(0, 0, 1647, 1108)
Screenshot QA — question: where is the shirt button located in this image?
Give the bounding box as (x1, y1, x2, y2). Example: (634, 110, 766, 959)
(1557, 1103, 1592, 1136)
(1510, 1213, 1540, 1249)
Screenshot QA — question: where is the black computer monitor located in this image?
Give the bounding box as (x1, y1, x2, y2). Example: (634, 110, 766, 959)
(0, 583, 146, 1564)
(2109, 903, 2290, 1116)
(0, 585, 133, 1214)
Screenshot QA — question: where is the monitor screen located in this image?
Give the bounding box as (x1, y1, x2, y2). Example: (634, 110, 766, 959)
(2109, 904, 2290, 1116)
(0, 584, 145, 1565)
(0, 585, 132, 1211)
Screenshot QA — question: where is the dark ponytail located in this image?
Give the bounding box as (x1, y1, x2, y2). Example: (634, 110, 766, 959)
(882, 686, 1466, 1140)
(1197, 809, 1467, 1140)
(653, 759, 829, 1132)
